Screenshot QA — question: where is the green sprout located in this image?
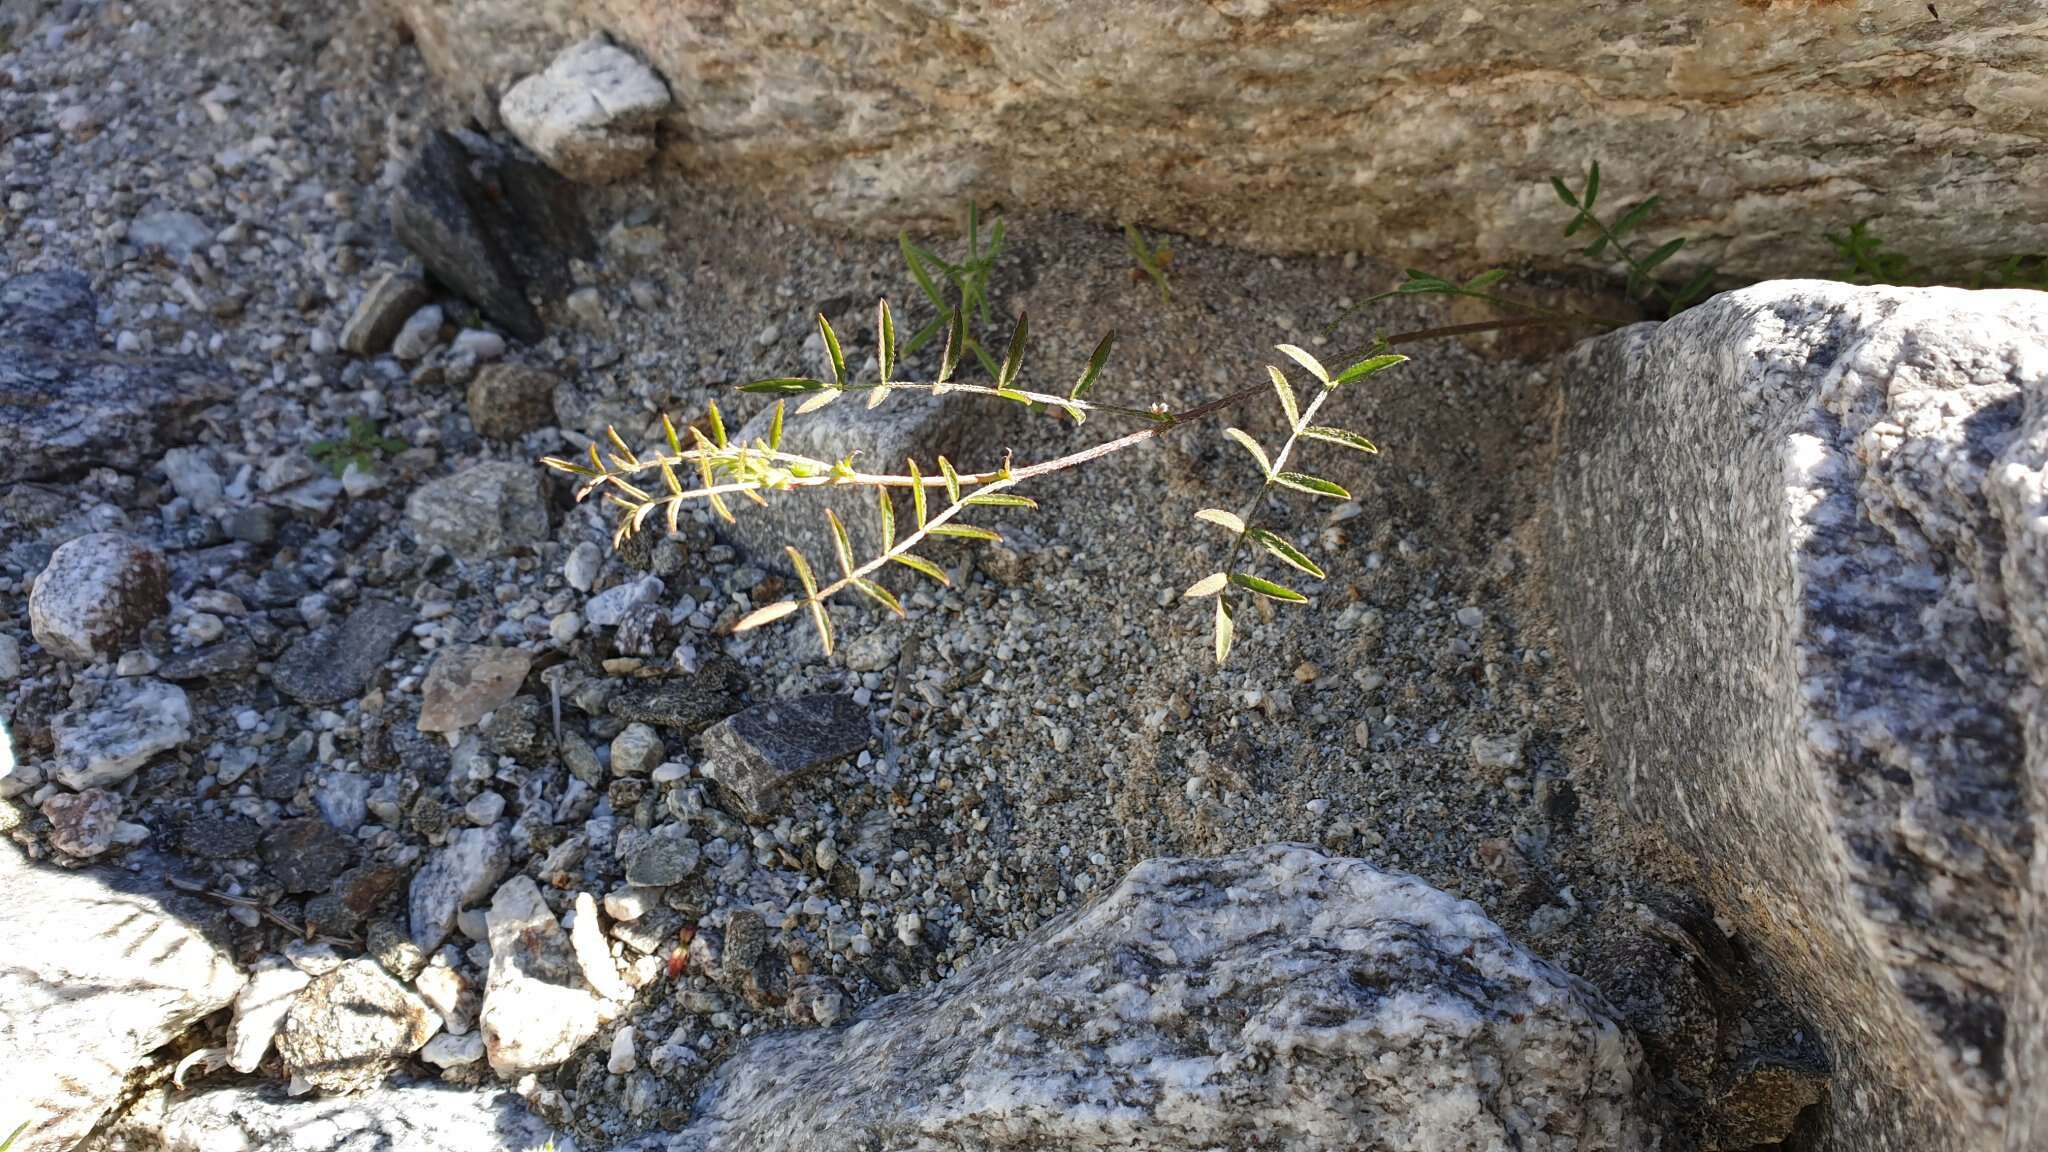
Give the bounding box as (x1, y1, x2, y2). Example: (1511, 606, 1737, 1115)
(1124, 224, 1173, 304)
(1552, 161, 1716, 313)
(308, 416, 407, 477)
(899, 202, 1007, 379)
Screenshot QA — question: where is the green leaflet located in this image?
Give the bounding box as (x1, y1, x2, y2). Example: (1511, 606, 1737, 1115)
(1230, 572, 1307, 602)
(891, 552, 950, 586)
(1252, 529, 1325, 579)
(819, 312, 847, 385)
(1223, 428, 1271, 476)
(1302, 425, 1378, 455)
(1275, 472, 1350, 500)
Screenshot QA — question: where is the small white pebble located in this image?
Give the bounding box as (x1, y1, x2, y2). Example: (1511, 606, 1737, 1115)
(608, 1025, 638, 1074)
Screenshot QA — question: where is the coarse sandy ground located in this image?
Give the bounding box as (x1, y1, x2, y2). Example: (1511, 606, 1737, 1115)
(0, 0, 1721, 1146)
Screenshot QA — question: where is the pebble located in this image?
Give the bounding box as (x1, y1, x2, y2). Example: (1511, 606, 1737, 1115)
(42, 788, 124, 857)
(421, 1030, 486, 1069)
(624, 823, 700, 887)
(340, 273, 432, 356)
(611, 723, 665, 776)
(565, 541, 603, 592)
(603, 887, 654, 922)
(450, 329, 507, 361)
(464, 791, 507, 826)
(28, 532, 170, 665)
(391, 304, 445, 361)
(608, 1025, 638, 1074)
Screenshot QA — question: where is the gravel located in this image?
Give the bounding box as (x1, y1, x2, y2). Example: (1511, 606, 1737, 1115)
(0, 1, 1702, 1144)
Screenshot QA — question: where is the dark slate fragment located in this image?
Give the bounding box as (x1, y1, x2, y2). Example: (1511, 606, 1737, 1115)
(0, 268, 97, 345)
(178, 814, 263, 859)
(261, 818, 355, 895)
(158, 638, 259, 682)
(389, 131, 588, 343)
(607, 658, 747, 734)
(1, 346, 236, 485)
(697, 695, 871, 821)
(270, 599, 414, 705)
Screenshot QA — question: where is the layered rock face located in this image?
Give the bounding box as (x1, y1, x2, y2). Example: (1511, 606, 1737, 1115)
(386, 1, 2046, 279)
(636, 845, 1652, 1152)
(1550, 283, 2048, 1151)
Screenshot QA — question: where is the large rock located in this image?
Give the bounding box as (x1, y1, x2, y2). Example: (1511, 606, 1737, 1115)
(0, 843, 246, 1152)
(1550, 282, 2048, 1152)
(637, 845, 1650, 1152)
(390, 3, 2044, 280)
(0, 270, 235, 483)
(389, 130, 592, 342)
(158, 1082, 560, 1152)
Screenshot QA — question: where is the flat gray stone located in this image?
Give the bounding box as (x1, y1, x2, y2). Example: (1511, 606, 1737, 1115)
(0, 843, 245, 1152)
(698, 695, 870, 820)
(271, 599, 415, 705)
(0, 271, 234, 485)
(638, 845, 1651, 1152)
(1550, 282, 2048, 1152)
(158, 1082, 559, 1152)
(406, 461, 551, 560)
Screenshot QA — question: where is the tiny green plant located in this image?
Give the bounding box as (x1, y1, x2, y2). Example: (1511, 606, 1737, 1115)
(1825, 219, 1915, 285)
(1825, 219, 2047, 291)
(1124, 224, 1173, 304)
(308, 416, 406, 477)
(899, 202, 1007, 379)
(1, 1120, 28, 1152)
(542, 297, 1531, 664)
(1552, 161, 1716, 313)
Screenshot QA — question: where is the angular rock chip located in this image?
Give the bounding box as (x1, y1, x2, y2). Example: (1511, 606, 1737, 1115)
(418, 644, 534, 733)
(655, 845, 1651, 1152)
(409, 824, 511, 953)
(0, 843, 245, 1152)
(406, 461, 551, 560)
(50, 677, 192, 790)
(274, 959, 441, 1094)
(698, 695, 870, 820)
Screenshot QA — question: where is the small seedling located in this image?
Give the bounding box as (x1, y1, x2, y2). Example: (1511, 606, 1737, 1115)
(899, 202, 1007, 378)
(308, 416, 406, 477)
(542, 294, 1538, 664)
(2, 1120, 29, 1152)
(1552, 161, 1716, 313)
(1825, 220, 1915, 285)
(1125, 224, 1173, 303)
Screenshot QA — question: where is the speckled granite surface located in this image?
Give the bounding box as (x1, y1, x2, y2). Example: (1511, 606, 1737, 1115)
(632, 845, 1652, 1152)
(1551, 282, 2048, 1152)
